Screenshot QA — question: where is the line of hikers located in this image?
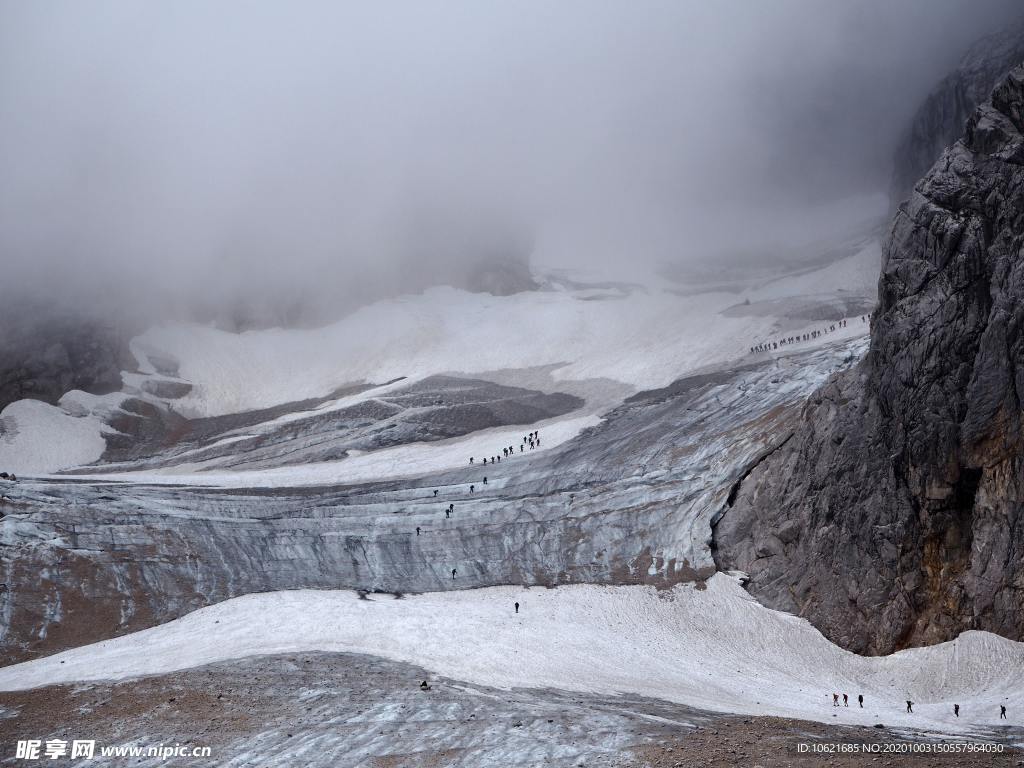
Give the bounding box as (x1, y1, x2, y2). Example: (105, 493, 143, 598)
(422, 431, 541, 579)
(750, 316, 865, 355)
(833, 693, 1008, 719)
(468, 430, 541, 467)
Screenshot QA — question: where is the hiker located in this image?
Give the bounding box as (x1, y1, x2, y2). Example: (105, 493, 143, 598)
(445, 510, 449, 519)
(858, 694, 863, 708)
(483, 457, 488, 465)
(451, 568, 457, 580)
(514, 601, 519, 614)
(1001, 705, 1007, 720)
(416, 526, 421, 536)
(520, 445, 524, 452)
(470, 485, 475, 493)
(569, 493, 575, 504)
(483, 477, 488, 484)
(843, 694, 848, 707)
(954, 704, 959, 717)
(833, 694, 839, 707)
(420, 680, 431, 690)
(906, 701, 913, 713)
(470, 457, 474, 464)
(449, 503, 454, 513)
(433, 489, 438, 497)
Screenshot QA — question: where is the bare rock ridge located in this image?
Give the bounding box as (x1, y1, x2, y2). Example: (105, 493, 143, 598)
(890, 17, 1024, 209)
(715, 66, 1024, 655)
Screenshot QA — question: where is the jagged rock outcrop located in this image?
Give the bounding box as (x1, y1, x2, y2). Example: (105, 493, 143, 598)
(716, 66, 1024, 655)
(890, 18, 1024, 208)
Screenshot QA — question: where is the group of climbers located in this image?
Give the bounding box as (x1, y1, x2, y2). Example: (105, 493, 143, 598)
(750, 316, 864, 354)
(832, 693, 1008, 721)
(469, 430, 542, 467)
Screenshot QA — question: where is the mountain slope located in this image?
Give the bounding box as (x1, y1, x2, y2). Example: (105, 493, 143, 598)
(890, 17, 1024, 208)
(716, 65, 1024, 655)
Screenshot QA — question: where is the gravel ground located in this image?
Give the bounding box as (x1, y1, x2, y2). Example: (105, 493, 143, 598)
(1, 652, 1020, 767)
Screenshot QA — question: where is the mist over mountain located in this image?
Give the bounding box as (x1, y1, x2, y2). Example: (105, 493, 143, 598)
(1, 0, 1020, 325)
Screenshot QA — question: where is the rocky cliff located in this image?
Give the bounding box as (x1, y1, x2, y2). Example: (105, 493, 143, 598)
(890, 19, 1024, 209)
(716, 66, 1024, 655)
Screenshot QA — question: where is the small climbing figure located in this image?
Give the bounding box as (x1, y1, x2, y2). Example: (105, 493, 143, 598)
(470, 457, 474, 464)
(569, 493, 575, 505)
(519, 445, 523, 452)
(470, 485, 475, 493)
(833, 694, 839, 707)
(483, 476, 488, 484)
(416, 526, 421, 536)
(843, 693, 848, 707)
(420, 680, 431, 690)
(445, 510, 449, 519)
(906, 700, 913, 713)
(451, 568, 457, 580)
(433, 489, 438, 497)
(954, 704, 959, 717)
(483, 457, 488, 465)
(858, 694, 863, 708)
(514, 601, 519, 614)
(1001, 705, 1007, 720)
(449, 503, 454, 513)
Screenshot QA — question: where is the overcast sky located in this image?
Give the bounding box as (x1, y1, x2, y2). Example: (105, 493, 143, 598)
(0, 0, 1019, 323)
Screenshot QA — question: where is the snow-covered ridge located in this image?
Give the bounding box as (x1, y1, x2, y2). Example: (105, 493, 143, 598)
(0, 573, 1018, 736)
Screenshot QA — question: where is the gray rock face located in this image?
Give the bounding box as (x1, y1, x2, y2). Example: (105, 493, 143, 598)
(0, 305, 135, 413)
(890, 18, 1024, 209)
(716, 66, 1024, 655)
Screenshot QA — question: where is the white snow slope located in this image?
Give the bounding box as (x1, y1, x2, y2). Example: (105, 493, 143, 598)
(0, 574, 1019, 737)
(0, 238, 879, 478)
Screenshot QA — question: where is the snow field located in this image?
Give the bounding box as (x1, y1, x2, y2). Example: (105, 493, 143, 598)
(2, 240, 879, 476)
(0, 395, 122, 475)
(0, 573, 1019, 736)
